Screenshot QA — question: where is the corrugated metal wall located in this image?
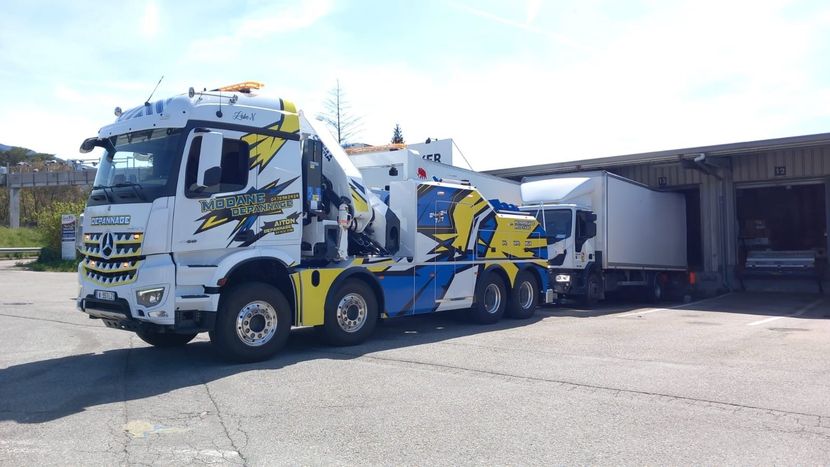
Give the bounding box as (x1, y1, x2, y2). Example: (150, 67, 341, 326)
(604, 144, 830, 290)
(732, 146, 830, 182)
(612, 144, 830, 188)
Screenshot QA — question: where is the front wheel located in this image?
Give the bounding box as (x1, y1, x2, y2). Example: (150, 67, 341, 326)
(211, 282, 292, 363)
(581, 273, 603, 308)
(506, 271, 539, 319)
(137, 329, 198, 347)
(470, 271, 507, 324)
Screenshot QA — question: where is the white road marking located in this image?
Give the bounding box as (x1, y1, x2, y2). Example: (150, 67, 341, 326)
(747, 298, 825, 326)
(615, 293, 734, 318)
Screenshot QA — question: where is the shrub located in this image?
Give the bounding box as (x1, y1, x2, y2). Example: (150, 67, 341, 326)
(35, 201, 85, 260)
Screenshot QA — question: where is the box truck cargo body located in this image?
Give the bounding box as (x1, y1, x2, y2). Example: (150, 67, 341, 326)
(521, 171, 687, 304)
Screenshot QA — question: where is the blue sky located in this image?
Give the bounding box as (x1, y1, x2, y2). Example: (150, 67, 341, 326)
(2, 0, 830, 170)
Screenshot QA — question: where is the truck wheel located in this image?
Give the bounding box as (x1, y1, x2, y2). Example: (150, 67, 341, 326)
(581, 274, 602, 308)
(136, 329, 198, 347)
(321, 280, 378, 346)
(506, 271, 538, 319)
(470, 271, 507, 324)
(211, 282, 291, 363)
(645, 274, 663, 303)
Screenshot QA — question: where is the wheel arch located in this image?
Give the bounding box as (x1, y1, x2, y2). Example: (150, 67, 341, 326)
(219, 256, 294, 321)
(326, 268, 385, 318)
(517, 263, 544, 290)
(481, 264, 510, 290)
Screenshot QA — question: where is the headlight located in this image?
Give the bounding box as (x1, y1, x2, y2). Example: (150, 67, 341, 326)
(555, 274, 571, 283)
(136, 287, 165, 307)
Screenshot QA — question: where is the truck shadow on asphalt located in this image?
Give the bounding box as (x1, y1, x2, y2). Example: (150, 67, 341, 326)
(3, 292, 826, 425)
(0, 311, 549, 425)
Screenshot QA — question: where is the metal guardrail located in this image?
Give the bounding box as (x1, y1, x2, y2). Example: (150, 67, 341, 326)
(0, 247, 42, 256)
(1, 170, 97, 188)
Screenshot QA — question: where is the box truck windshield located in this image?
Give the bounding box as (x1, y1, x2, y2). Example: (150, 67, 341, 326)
(533, 208, 572, 241)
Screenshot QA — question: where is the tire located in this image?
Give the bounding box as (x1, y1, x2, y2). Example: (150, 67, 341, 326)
(136, 329, 198, 347)
(211, 282, 292, 363)
(506, 271, 538, 319)
(645, 273, 663, 303)
(470, 271, 507, 324)
(320, 280, 378, 346)
(581, 273, 602, 308)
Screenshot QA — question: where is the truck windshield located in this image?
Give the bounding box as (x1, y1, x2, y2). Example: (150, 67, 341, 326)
(94, 129, 182, 191)
(534, 209, 573, 242)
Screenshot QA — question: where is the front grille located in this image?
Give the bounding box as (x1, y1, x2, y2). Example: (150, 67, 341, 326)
(81, 232, 144, 286)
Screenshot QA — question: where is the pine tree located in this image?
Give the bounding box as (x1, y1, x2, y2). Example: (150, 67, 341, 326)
(391, 123, 405, 144)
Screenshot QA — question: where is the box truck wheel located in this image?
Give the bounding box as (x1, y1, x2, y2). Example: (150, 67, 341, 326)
(211, 282, 291, 363)
(320, 279, 378, 346)
(581, 274, 603, 308)
(506, 271, 538, 319)
(645, 273, 663, 303)
(470, 271, 507, 324)
(136, 329, 198, 348)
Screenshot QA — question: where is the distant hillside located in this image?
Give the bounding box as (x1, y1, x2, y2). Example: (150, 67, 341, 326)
(0, 143, 12, 152)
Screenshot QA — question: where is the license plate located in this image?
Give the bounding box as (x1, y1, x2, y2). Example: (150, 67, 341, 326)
(95, 290, 116, 301)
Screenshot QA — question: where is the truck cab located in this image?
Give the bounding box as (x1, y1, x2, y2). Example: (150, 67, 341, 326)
(523, 203, 599, 299)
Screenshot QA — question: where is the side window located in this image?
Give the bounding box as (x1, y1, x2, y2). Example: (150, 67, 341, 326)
(185, 136, 250, 197)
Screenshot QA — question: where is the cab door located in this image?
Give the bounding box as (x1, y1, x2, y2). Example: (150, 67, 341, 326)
(172, 129, 257, 254)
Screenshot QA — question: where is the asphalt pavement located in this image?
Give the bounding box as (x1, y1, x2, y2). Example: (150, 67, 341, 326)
(1, 259, 829, 465)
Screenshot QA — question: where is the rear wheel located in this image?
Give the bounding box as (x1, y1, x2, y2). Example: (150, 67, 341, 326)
(211, 282, 292, 363)
(470, 271, 507, 324)
(320, 280, 378, 346)
(645, 273, 664, 303)
(506, 271, 538, 319)
(136, 329, 198, 347)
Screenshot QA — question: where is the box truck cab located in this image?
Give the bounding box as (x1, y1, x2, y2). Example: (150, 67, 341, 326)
(521, 171, 687, 306)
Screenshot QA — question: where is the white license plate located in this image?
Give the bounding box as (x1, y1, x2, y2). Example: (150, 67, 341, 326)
(95, 290, 116, 301)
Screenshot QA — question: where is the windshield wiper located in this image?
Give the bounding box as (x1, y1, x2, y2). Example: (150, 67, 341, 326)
(92, 185, 115, 203)
(112, 182, 147, 201)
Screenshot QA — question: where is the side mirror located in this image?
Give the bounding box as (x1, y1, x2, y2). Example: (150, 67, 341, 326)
(584, 222, 597, 238)
(197, 132, 223, 188)
(79, 137, 98, 154)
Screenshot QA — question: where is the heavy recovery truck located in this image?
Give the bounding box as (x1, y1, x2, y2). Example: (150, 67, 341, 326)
(76, 82, 553, 361)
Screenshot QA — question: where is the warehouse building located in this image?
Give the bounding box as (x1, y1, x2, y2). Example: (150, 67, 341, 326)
(488, 133, 830, 294)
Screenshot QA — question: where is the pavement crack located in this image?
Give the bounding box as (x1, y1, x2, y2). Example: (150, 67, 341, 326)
(0, 311, 103, 329)
(119, 335, 134, 465)
(327, 349, 830, 424)
(201, 378, 247, 466)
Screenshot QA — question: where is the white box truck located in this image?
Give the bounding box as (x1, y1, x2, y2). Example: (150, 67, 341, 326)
(521, 171, 687, 305)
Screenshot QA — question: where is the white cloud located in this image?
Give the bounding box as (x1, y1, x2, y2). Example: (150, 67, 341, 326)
(140, 1, 160, 40)
(186, 0, 334, 61)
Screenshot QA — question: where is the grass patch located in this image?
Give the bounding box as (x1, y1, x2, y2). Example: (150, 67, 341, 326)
(0, 227, 42, 247)
(16, 258, 79, 272)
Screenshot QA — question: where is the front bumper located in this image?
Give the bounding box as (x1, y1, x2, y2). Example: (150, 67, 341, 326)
(549, 269, 586, 295)
(77, 254, 216, 332)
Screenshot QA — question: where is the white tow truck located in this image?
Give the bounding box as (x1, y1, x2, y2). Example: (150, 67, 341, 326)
(76, 82, 552, 361)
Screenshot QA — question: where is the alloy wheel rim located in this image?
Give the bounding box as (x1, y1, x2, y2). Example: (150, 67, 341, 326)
(336, 293, 368, 333)
(518, 281, 534, 309)
(484, 283, 502, 314)
(236, 300, 278, 347)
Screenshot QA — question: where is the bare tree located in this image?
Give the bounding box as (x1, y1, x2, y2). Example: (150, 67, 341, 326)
(317, 80, 362, 145)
